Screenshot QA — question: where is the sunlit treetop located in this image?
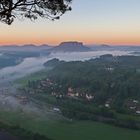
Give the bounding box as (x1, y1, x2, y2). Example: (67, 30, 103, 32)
(0, 0, 72, 25)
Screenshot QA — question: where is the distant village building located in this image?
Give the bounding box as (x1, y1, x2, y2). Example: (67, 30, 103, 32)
(86, 94, 94, 101)
(130, 106, 136, 110)
(105, 103, 110, 108)
(105, 98, 113, 108)
(125, 99, 140, 114)
(67, 87, 75, 97)
(51, 92, 57, 96)
(53, 107, 61, 113)
(136, 110, 140, 114)
(133, 100, 139, 104)
(106, 67, 114, 71)
(75, 93, 79, 97)
(16, 95, 28, 105)
(68, 87, 73, 93)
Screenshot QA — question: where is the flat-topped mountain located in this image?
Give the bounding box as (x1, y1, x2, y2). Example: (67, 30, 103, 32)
(51, 41, 91, 52)
(59, 42, 83, 47)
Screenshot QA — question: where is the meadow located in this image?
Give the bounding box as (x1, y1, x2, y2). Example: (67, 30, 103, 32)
(0, 109, 140, 140)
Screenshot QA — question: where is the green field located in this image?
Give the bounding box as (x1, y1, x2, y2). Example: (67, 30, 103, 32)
(0, 109, 140, 140)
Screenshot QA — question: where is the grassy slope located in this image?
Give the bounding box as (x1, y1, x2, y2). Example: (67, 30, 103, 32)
(0, 109, 140, 140)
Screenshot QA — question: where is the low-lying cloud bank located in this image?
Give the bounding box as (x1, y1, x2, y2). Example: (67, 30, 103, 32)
(0, 50, 135, 83)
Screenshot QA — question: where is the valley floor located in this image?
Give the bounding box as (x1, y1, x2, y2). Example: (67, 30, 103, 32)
(0, 80, 140, 140)
(0, 109, 140, 140)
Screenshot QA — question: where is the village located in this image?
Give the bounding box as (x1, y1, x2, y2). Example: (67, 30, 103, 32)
(22, 78, 140, 116)
(26, 78, 95, 101)
(125, 99, 140, 115)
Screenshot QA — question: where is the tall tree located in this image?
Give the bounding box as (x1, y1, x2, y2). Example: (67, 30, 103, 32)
(0, 0, 72, 25)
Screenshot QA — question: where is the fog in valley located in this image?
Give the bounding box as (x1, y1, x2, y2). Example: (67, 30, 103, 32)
(0, 50, 135, 84)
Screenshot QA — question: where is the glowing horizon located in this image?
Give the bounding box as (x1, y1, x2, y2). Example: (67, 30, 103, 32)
(0, 0, 140, 46)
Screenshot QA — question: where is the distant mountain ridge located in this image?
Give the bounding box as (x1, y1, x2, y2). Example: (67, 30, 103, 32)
(0, 42, 91, 52)
(1, 42, 140, 52)
(88, 44, 140, 51)
(0, 44, 51, 52)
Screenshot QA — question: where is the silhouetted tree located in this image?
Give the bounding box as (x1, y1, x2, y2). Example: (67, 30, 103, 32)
(0, 0, 72, 25)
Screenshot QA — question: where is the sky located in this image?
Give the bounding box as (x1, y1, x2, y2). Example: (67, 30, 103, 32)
(0, 0, 140, 46)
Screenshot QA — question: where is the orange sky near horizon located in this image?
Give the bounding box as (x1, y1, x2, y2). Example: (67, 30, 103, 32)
(0, 0, 140, 46)
(1, 37, 140, 46)
(0, 21, 140, 46)
(0, 26, 140, 46)
(0, 20, 140, 46)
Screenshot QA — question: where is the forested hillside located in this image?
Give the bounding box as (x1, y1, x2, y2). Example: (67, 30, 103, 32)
(22, 55, 140, 129)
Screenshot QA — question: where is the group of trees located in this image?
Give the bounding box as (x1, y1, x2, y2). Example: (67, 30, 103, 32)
(0, 0, 72, 24)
